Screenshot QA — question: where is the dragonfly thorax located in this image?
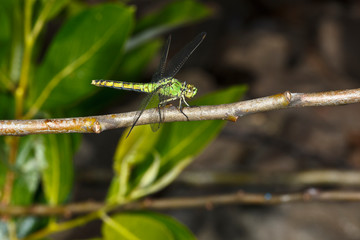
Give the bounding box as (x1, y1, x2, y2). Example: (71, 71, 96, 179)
(157, 78, 197, 99)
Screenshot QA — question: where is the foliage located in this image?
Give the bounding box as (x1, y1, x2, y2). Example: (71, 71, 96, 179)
(102, 211, 196, 240)
(0, 0, 246, 239)
(107, 86, 247, 205)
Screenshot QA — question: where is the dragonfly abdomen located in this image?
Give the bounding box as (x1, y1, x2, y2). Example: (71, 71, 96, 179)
(91, 80, 156, 93)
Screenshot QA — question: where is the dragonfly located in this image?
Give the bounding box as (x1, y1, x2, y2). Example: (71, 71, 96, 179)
(92, 32, 206, 137)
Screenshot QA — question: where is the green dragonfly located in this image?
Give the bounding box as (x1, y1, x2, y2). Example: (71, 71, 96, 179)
(92, 32, 206, 137)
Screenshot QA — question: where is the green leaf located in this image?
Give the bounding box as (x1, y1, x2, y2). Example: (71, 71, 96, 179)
(0, 2, 15, 91)
(0, 94, 14, 118)
(143, 212, 196, 240)
(135, 0, 211, 34)
(117, 39, 162, 81)
(0, 136, 46, 205)
(0, 5, 11, 66)
(16, 216, 49, 239)
(107, 125, 162, 204)
(0, 0, 16, 10)
(13, 136, 44, 205)
(114, 125, 162, 176)
(76, 39, 162, 116)
(109, 85, 247, 202)
(102, 212, 175, 240)
(42, 134, 74, 205)
(158, 85, 247, 169)
(66, 1, 88, 18)
(130, 156, 192, 200)
(30, 3, 134, 111)
(0, 222, 8, 239)
(6, 1, 23, 84)
(136, 152, 161, 189)
(129, 85, 246, 197)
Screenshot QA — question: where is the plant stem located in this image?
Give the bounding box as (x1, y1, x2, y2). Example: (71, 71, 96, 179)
(8, 219, 18, 240)
(4, 0, 53, 206)
(2, 1, 35, 234)
(1, 137, 19, 205)
(22, 205, 115, 240)
(3, 0, 35, 208)
(15, 0, 34, 119)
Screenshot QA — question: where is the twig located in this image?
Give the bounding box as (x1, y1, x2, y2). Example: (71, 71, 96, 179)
(2, 189, 360, 217)
(178, 170, 360, 186)
(79, 169, 360, 187)
(1, 137, 19, 206)
(1, 88, 359, 136)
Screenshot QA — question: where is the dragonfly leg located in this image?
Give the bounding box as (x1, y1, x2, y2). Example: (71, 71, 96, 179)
(179, 106, 189, 121)
(152, 104, 162, 130)
(159, 97, 177, 106)
(178, 96, 190, 121)
(159, 96, 190, 121)
(181, 97, 190, 107)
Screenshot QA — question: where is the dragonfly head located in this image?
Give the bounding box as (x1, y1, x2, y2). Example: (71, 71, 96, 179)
(184, 84, 198, 98)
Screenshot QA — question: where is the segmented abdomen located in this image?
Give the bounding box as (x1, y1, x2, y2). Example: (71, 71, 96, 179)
(91, 80, 155, 93)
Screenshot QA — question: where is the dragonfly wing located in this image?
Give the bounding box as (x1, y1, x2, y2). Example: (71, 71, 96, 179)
(127, 36, 172, 137)
(151, 81, 174, 132)
(127, 32, 206, 136)
(148, 36, 172, 132)
(127, 84, 170, 136)
(152, 35, 171, 82)
(127, 90, 159, 137)
(149, 94, 163, 132)
(164, 32, 206, 78)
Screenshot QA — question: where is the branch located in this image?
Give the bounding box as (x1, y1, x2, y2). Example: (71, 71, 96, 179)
(1, 88, 359, 136)
(2, 189, 360, 217)
(178, 170, 360, 186)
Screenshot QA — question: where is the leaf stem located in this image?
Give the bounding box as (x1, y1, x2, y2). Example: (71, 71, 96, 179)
(31, 0, 55, 41)
(16, 0, 54, 119)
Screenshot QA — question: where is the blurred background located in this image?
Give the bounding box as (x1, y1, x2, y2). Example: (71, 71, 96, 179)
(50, 0, 360, 239)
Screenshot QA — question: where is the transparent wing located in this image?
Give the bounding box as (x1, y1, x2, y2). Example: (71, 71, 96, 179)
(149, 94, 164, 132)
(130, 85, 166, 135)
(152, 35, 171, 82)
(127, 32, 206, 137)
(150, 89, 171, 132)
(164, 32, 206, 78)
(126, 36, 172, 137)
(126, 90, 159, 137)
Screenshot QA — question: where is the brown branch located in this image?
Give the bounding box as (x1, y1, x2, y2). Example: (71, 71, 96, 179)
(178, 170, 360, 187)
(1, 137, 19, 207)
(2, 189, 360, 217)
(79, 169, 360, 187)
(0, 88, 359, 136)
